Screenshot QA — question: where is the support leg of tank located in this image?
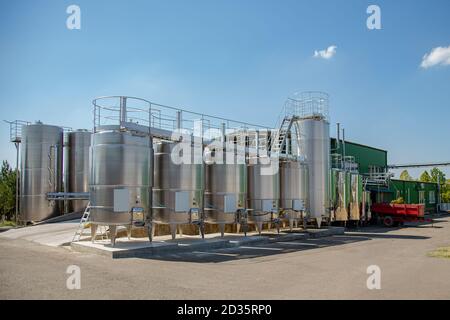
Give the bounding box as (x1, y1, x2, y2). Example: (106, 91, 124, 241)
(289, 219, 294, 231)
(316, 217, 322, 229)
(126, 225, 132, 240)
(236, 223, 241, 234)
(109, 225, 117, 247)
(256, 222, 263, 235)
(170, 224, 177, 240)
(146, 222, 153, 243)
(91, 224, 98, 243)
(199, 222, 205, 240)
(178, 225, 183, 237)
(219, 223, 225, 237)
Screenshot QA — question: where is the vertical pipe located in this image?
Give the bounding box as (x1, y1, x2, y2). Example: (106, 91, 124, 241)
(176, 110, 182, 130)
(255, 130, 260, 157)
(336, 123, 340, 151)
(342, 128, 346, 169)
(120, 97, 127, 123)
(15, 142, 19, 226)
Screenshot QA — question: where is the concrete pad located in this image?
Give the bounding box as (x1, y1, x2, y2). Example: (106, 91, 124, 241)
(0, 220, 79, 247)
(71, 238, 179, 258)
(69, 228, 343, 258)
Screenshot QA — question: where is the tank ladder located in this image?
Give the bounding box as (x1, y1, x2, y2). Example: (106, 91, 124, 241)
(72, 204, 110, 242)
(72, 203, 91, 242)
(271, 116, 294, 154)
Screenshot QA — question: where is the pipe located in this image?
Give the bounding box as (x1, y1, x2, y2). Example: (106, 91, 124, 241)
(15, 142, 19, 226)
(120, 96, 127, 123)
(336, 123, 340, 151)
(342, 128, 346, 169)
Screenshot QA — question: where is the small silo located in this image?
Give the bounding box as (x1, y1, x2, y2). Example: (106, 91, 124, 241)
(152, 141, 205, 239)
(20, 122, 64, 222)
(90, 96, 153, 245)
(279, 159, 309, 229)
(247, 155, 280, 233)
(204, 143, 247, 236)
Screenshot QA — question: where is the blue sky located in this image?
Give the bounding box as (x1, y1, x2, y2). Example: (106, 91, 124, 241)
(1, 0, 449, 178)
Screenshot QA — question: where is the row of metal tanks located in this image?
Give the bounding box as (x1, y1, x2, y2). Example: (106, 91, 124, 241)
(89, 126, 311, 243)
(330, 169, 371, 224)
(19, 123, 90, 222)
(19, 122, 316, 242)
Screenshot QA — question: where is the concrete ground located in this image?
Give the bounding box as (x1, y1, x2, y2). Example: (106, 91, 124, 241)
(1, 215, 450, 299)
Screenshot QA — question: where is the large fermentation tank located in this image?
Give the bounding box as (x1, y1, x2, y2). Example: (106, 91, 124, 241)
(296, 116, 330, 225)
(66, 130, 91, 212)
(280, 160, 309, 228)
(20, 122, 64, 222)
(247, 156, 280, 233)
(152, 141, 205, 239)
(349, 173, 363, 221)
(204, 147, 247, 236)
(89, 126, 152, 228)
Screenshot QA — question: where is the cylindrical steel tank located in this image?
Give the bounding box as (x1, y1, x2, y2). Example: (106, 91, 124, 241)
(280, 160, 309, 227)
(89, 126, 152, 227)
(296, 117, 330, 225)
(66, 130, 91, 212)
(349, 173, 362, 221)
(333, 170, 349, 222)
(247, 156, 280, 233)
(20, 122, 64, 222)
(204, 146, 247, 235)
(152, 141, 204, 238)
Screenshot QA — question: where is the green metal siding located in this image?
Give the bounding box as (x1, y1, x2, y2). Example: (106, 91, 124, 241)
(389, 179, 438, 213)
(330, 138, 388, 174)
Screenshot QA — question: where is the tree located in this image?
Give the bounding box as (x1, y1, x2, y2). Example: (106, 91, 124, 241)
(419, 170, 432, 182)
(0, 161, 17, 222)
(399, 170, 413, 181)
(430, 167, 446, 185)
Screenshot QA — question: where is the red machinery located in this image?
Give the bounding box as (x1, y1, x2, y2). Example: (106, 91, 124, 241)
(371, 203, 427, 227)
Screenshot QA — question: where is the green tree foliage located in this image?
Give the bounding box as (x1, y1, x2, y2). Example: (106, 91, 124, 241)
(430, 167, 446, 185)
(0, 161, 17, 221)
(399, 170, 413, 181)
(419, 170, 432, 182)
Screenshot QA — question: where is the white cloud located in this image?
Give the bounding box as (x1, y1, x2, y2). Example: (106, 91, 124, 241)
(420, 45, 450, 69)
(313, 45, 337, 60)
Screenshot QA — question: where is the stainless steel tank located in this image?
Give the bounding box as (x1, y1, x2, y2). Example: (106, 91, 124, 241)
(349, 173, 362, 221)
(20, 122, 64, 222)
(152, 141, 205, 239)
(66, 130, 91, 213)
(296, 116, 330, 226)
(280, 159, 309, 229)
(89, 126, 152, 229)
(247, 156, 280, 233)
(333, 170, 349, 222)
(204, 146, 247, 236)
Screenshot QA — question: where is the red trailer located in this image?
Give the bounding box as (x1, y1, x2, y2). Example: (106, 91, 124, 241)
(371, 203, 427, 227)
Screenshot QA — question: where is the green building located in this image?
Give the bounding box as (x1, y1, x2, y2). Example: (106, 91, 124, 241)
(330, 138, 439, 213)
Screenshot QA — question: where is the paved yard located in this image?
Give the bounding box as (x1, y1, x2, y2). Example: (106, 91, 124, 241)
(1, 216, 449, 299)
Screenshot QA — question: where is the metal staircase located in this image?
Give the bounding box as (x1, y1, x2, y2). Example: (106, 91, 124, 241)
(271, 116, 294, 154)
